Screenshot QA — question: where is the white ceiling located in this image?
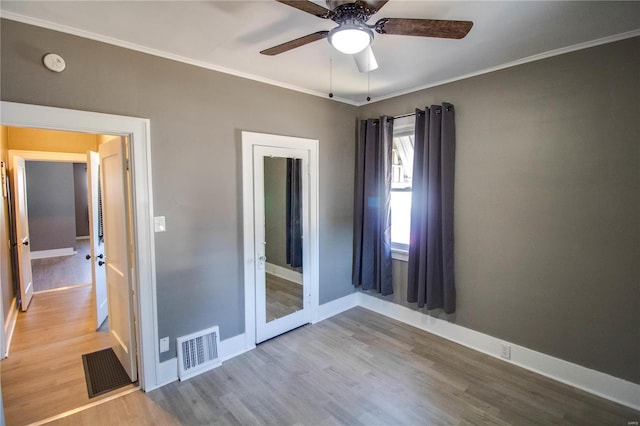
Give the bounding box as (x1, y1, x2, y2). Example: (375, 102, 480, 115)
(1, 1, 639, 105)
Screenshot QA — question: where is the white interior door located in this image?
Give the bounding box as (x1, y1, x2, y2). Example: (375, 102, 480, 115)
(99, 137, 137, 381)
(254, 146, 310, 343)
(87, 151, 108, 330)
(12, 156, 33, 311)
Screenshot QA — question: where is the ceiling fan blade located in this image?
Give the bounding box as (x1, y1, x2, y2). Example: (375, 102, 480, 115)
(357, 0, 389, 14)
(275, 0, 333, 18)
(353, 45, 378, 73)
(260, 31, 329, 56)
(375, 18, 473, 39)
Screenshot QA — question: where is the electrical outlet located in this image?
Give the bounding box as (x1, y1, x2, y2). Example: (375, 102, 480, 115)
(160, 336, 170, 353)
(500, 343, 511, 359)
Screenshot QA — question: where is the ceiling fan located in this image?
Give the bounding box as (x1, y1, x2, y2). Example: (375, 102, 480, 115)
(260, 0, 473, 72)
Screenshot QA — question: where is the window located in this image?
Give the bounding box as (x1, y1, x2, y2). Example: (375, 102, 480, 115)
(391, 116, 415, 253)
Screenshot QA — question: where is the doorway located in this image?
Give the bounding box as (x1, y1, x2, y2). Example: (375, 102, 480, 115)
(2, 131, 137, 423)
(0, 102, 158, 415)
(241, 131, 320, 347)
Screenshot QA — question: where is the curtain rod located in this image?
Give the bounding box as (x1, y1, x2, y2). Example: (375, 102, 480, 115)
(394, 112, 416, 119)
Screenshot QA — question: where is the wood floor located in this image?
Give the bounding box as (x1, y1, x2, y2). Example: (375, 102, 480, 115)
(1, 285, 136, 426)
(266, 273, 303, 322)
(44, 307, 639, 426)
(31, 239, 92, 292)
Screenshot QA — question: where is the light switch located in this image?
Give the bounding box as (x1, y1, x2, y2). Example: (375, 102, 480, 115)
(154, 216, 166, 232)
(160, 337, 169, 353)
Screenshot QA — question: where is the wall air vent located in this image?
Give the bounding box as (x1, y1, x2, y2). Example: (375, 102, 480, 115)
(177, 326, 221, 381)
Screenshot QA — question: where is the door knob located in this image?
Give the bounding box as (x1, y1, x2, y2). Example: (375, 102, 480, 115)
(97, 254, 104, 259)
(86, 254, 91, 260)
(22, 240, 29, 246)
(98, 260, 105, 266)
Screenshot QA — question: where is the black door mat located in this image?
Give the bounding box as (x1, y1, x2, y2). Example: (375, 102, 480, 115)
(82, 348, 132, 398)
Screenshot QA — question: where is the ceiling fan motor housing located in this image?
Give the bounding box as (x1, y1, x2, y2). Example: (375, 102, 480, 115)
(331, 2, 375, 24)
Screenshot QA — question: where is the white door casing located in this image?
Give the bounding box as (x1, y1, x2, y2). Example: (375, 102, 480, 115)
(11, 156, 33, 312)
(241, 131, 319, 349)
(88, 150, 108, 330)
(100, 137, 137, 381)
(1, 101, 157, 390)
(254, 146, 310, 343)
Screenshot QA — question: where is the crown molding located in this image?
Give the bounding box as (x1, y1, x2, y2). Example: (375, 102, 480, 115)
(0, 11, 359, 107)
(360, 29, 640, 106)
(1, 11, 638, 109)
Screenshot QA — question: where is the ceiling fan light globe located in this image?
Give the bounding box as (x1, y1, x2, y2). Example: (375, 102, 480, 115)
(329, 26, 372, 54)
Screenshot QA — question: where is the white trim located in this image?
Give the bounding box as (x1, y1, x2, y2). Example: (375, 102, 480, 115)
(315, 292, 359, 323)
(241, 131, 320, 349)
(356, 292, 640, 411)
(265, 262, 302, 285)
(391, 248, 408, 262)
(146, 289, 640, 410)
(364, 29, 640, 106)
(7, 150, 86, 164)
(3, 298, 18, 358)
(0, 11, 357, 107)
(29, 247, 75, 260)
(218, 333, 252, 362)
(155, 358, 178, 390)
(152, 333, 252, 389)
(2, 11, 638, 107)
(1, 101, 158, 391)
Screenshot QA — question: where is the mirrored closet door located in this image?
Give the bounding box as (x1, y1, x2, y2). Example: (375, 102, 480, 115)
(253, 146, 310, 343)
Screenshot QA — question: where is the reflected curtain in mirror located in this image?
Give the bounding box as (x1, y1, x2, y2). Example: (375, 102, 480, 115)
(407, 103, 456, 313)
(286, 158, 303, 268)
(352, 116, 394, 295)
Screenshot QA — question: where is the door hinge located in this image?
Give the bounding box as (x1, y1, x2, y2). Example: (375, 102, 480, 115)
(126, 159, 130, 170)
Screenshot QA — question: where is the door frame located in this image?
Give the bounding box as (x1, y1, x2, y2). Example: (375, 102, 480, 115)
(7, 151, 86, 312)
(241, 131, 319, 349)
(1, 101, 158, 391)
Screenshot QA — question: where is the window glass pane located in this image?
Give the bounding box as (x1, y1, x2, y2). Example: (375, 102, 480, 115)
(391, 190, 411, 245)
(391, 116, 415, 249)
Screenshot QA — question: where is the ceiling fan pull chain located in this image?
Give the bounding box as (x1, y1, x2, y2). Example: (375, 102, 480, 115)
(329, 50, 334, 98)
(366, 52, 371, 102)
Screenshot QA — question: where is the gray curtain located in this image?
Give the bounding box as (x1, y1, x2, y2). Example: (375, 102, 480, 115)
(407, 103, 456, 313)
(286, 158, 303, 268)
(352, 116, 394, 295)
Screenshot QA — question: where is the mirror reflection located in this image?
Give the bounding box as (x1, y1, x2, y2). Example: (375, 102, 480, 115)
(264, 156, 303, 323)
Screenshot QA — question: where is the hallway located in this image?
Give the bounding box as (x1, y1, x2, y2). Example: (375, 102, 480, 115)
(1, 285, 135, 425)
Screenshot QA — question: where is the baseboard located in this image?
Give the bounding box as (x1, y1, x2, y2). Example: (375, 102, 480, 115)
(218, 332, 251, 362)
(265, 262, 302, 285)
(76, 236, 90, 240)
(357, 292, 640, 411)
(3, 297, 18, 358)
(30, 247, 76, 259)
(150, 290, 640, 410)
(154, 332, 250, 389)
(315, 292, 359, 323)
(154, 358, 178, 389)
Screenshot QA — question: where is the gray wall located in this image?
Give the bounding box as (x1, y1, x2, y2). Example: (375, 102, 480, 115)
(359, 37, 640, 384)
(0, 19, 357, 362)
(25, 161, 77, 252)
(264, 157, 296, 271)
(73, 163, 89, 237)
